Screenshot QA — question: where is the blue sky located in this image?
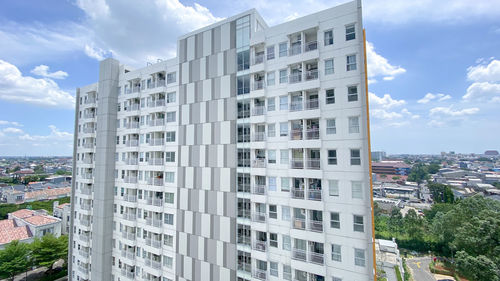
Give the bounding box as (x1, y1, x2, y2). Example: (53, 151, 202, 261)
(0, 0, 499, 156)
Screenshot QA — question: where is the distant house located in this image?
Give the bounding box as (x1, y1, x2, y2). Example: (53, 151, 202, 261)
(24, 187, 71, 202)
(484, 150, 499, 156)
(372, 161, 411, 176)
(53, 201, 71, 235)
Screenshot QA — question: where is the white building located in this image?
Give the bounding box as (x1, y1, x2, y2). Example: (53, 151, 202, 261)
(54, 201, 72, 235)
(69, 1, 376, 281)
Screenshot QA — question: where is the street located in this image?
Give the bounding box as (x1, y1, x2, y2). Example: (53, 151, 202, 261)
(407, 256, 435, 281)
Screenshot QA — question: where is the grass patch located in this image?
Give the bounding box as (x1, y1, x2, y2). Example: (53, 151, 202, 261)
(0, 197, 70, 218)
(395, 265, 403, 281)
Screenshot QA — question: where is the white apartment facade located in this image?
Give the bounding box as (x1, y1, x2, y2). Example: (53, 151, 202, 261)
(69, 1, 375, 281)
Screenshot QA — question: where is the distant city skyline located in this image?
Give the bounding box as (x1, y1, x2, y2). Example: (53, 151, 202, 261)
(0, 0, 499, 156)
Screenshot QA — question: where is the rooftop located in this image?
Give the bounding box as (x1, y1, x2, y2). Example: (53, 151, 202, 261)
(0, 226, 31, 244)
(10, 209, 35, 219)
(23, 215, 59, 226)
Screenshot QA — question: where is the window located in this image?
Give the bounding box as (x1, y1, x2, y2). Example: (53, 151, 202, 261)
(268, 177, 277, 191)
(331, 244, 342, 262)
(163, 255, 173, 268)
(268, 150, 276, 164)
(350, 149, 361, 165)
(332, 277, 342, 281)
(346, 54, 357, 71)
(269, 205, 277, 219)
(237, 75, 250, 95)
(166, 131, 176, 142)
(324, 30, 333, 46)
(164, 213, 174, 225)
(282, 206, 290, 221)
(346, 24, 356, 41)
(267, 45, 275, 60)
(237, 50, 250, 71)
(326, 89, 335, 104)
(280, 150, 289, 165)
(238, 100, 250, 119)
(281, 177, 290, 191)
(280, 122, 288, 136)
(166, 111, 176, 122)
(166, 92, 176, 103)
(348, 86, 358, 102)
(330, 212, 340, 229)
(279, 42, 288, 57)
(279, 69, 288, 83)
(270, 261, 278, 276)
(328, 150, 337, 165)
(267, 97, 275, 111)
(352, 181, 363, 199)
(353, 215, 364, 232)
(354, 248, 366, 267)
(267, 72, 275, 86)
(167, 72, 176, 84)
(165, 172, 175, 183)
(268, 124, 276, 137)
(279, 96, 288, 110)
(282, 235, 291, 250)
(349, 116, 360, 133)
(325, 59, 334, 75)
(329, 180, 339, 196)
(165, 192, 174, 204)
(326, 119, 336, 134)
(164, 234, 173, 247)
(165, 152, 176, 162)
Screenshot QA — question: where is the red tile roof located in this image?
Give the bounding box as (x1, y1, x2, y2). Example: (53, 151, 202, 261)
(23, 215, 59, 226)
(56, 203, 70, 209)
(0, 226, 31, 244)
(0, 219, 16, 230)
(24, 187, 71, 200)
(10, 209, 35, 219)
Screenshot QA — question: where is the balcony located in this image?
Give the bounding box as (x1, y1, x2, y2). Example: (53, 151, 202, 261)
(81, 187, 92, 195)
(79, 250, 89, 258)
(121, 269, 134, 280)
(122, 213, 137, 221)
(82, 173, 93, 179)
(84, 97, 96, 105)
(121, 232, 135, 241)
(147, 158, 163, 166)
(82, 158, 93, 164)
(78, 265, 89, 274)
(307, 189, 322, 201)
(292, 248, 307, 261)
(149, 99, 165, 107)
(145, 238, 161, 248)
(83, 127, 95, 134)
(237, 209, 251, 219)
(291, 189, 305, 199)
(304, 41, 318, 52)
(305, 99, 319, 110)
(84, 113, 95, 119)
(309, 220, 323, 232)
(305, 129, 320, 140)
(83, 143, 94, 149)
(252, 212, 266, 223)
(252, 132, 266, 142)
(252, 106, 265, 116)
(80, 219, 91, 227)
(291, 159, 304, 169)
(253, 53, 264, 65)
(252, 81, 264, 91)
(147, 197, 163, 207)
(126, 158, 138, 165)
(238, 159, 250, 168)
(126, 122, 139, 129)
(149, 119, 165, 127)
(124, 176, 138, 184)
(289, 72, 302, 84)
(157, 79, 166, 87)
(146, 218, 162, 227)
(124, 194, 137, 202)
(306, 159, 321, 170)
(145, 259, 161, 270)
(290, 101, 303, 112)
(121, 250, 135, 260)
(149, 138, 164, 146)
(147, 178, 163, 186)
(253, 240, 267, 252)
(252, 185, 266, 195)
(253, 269, 267, 281)
(305, 69, 319, 81)
(80, 203, 91, 211)
(289, 130, 303, 140)
(252, 159, 266, 168)
(237, 262, 251, 273)
(79, 234, 90, 242)
(127, 104, 140, 112)
(126, 140, 139, 147)
(237, 235, 251, 245)
(293, 217, 306, 230)
(289, 44, 302, 56)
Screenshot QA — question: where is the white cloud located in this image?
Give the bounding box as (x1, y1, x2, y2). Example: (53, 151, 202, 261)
(30, 65, 68, 79)
(369, 92, 406, 109)
(462, 82, 500, 103)
(430, 106, 479, 117)
(366, 42, 406, 82)
(417, 93, 452, 104)
(0, 60, 74, 108)
(427, 120, 446, 127)
(467, 59, 500, 82)
(371, 109, 403, 120)
(2, 127, 23, 134)
(19, 125, 72, 141)
(0, 120, 22, 126)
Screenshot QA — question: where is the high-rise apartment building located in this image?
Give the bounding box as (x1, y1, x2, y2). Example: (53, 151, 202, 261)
(69, 1, 375, 280)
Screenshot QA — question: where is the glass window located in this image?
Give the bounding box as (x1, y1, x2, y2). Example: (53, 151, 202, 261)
(165, 172, 175, 183)
(238, 100, 250, 119)
(268, 177, 277, 191)
(268, 150, 276, 164)
(324, 30, 334, 46)
(268, 124, 276, 137)
(326, 119, 336, 134)
(280, 150, 289, 165)
(328, 150, 337, 165)
(267, 97, 275, 111)
(281, 177, 290, 191)
(353, 215, 364, 232)
(326, 89, 335, 104)
(348, 86, 358, 102)
(352, 181, 363, 199)
(325, 59, 334, 75)
(282, 206, 290, 221)
(329, 180, 339, 196)
(346, 24, 356, 41)
(165, 152, 176, 162)
(267, 72, 275, 86)
(236, 15, 250, 48)
(164, 213, 174, 225)
(165, 192, 174, 204)
(347, 54, 357, 71)
(350, 149, 361, 165)
(166, 112, 176, 122)
(354, 248, 366, 267)
(267, 45, 275, 60)
(333, 277, 342, 281)
(166, 131, 176, 142)
(167, 72, 176, 84)
(163, 255, 173, 268)
(237, 75, 250, 95)
(237, 50, 250, 71)
(279, 69, 288, 83)
(166, 92, 176, 103)
(332, 244, 342, 262)
(279, 42, 288, 57)
(280, 122, 288, 136)
(280, 96, 288, 110)
(270, 261, 278, 276)
(282, 235, 291, 251)
(330, 212, 340, 229)
(269, 205, 277, 219)
(164, 234, 173, 247)
(349, 116, 360, 133)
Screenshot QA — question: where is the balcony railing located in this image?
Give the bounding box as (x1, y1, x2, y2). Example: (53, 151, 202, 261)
(124, 176, 138, 184)
(80, 203, 91, 211)
(78, 265, 89, 273)
(293, 217, 306, 230)
(121, 232, 135, 241)
(291, 159, 304, 169)
(121, 250, 135, 260)
(305, 129, 320, 140)
(146, 218, 162, 227)
(126, 122, 139, 129)
(304, 41, 318, 52)
(252, 132, 266, 142)
(290, 101, 303, 112)
(79, 250, 89, 258)
(157, 79, 166, 87)
(252, 106, 265, 116)
(80, 219, 91, 227)
(292, 248, 307, 261)
(83, 142, 94, 149)
(84, 97, 96, 105)
(82, 173, 93, 179)
(253, 240, 267, 252)
(291, 188, 305, 199)
(252, 212, 266, 223)
(306, 159, 321, 170)
(253, 53, 264, 65)
(237, 209, 251, 219)
(252, 159, 266, 168)
(149, 138, 164, 146)
(308, 189, 322, 201)
(237, 262, 251, 273)
(309, 220, 323, 232)
(253, 269, 267, 281)
(82, 158, 93, 164)
(237, 235, 251, 246)
(124, 194, 137, 202)
(289, 129, 303, 140)
(148, 99, 165, 107)
(127, 104, 140, 112)
(289, 44, 302, 56)
(126, 158, 138, 165)
(121, 269, 134, 280)
(126, 140, 139, 147)
(147, 178, 163, 186)
(122, 213, 137, 221)
(147, 197, 163, 207)
(145, 238, 161, 248)
(79, 234, 90, 242)
(147, 158, 163, 166)
(238, 159, 250, 167)
(305, 69, 319, 81)
(305, 99, 319, 110)
(149, 119, 165, 127)
(84, 113, 95, 119)
(252, 185, 266, 195)
(83, 127, 96, 134)
(252, 81, 264, 91)
(289, 72, 302, 84)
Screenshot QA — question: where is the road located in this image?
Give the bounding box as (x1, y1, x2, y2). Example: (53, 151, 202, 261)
(407, 256, 435, 281)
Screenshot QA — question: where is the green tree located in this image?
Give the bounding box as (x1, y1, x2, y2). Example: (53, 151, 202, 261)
(403, 209, 423, 239)
(407, 164, 430, 184)
(426, 163, 440, 174)
(455, 251, 499, 281)
(33, 165, 44, 174)
(428, 183, 455, 204)
(388, 207, 403, 233)
(30, 235, 68, 267)
(0, 241, 30, 279)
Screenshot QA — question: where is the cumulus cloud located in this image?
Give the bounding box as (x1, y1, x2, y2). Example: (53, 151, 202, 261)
(467, 59, 500, 82)
(417, 93, 452, 104)
(0, 60, 75, 108)
(369, 92, 406, 109)
(0, 120, 22, 126)
(0, 125, 73, 156)
(462, 59, 500, 102)
(430, 106, 479, 117)
(2, 127, 23, 134)
(369, 92, 419, 123)
(366, 42, 406, 82)
(31, 65, 68, 79)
